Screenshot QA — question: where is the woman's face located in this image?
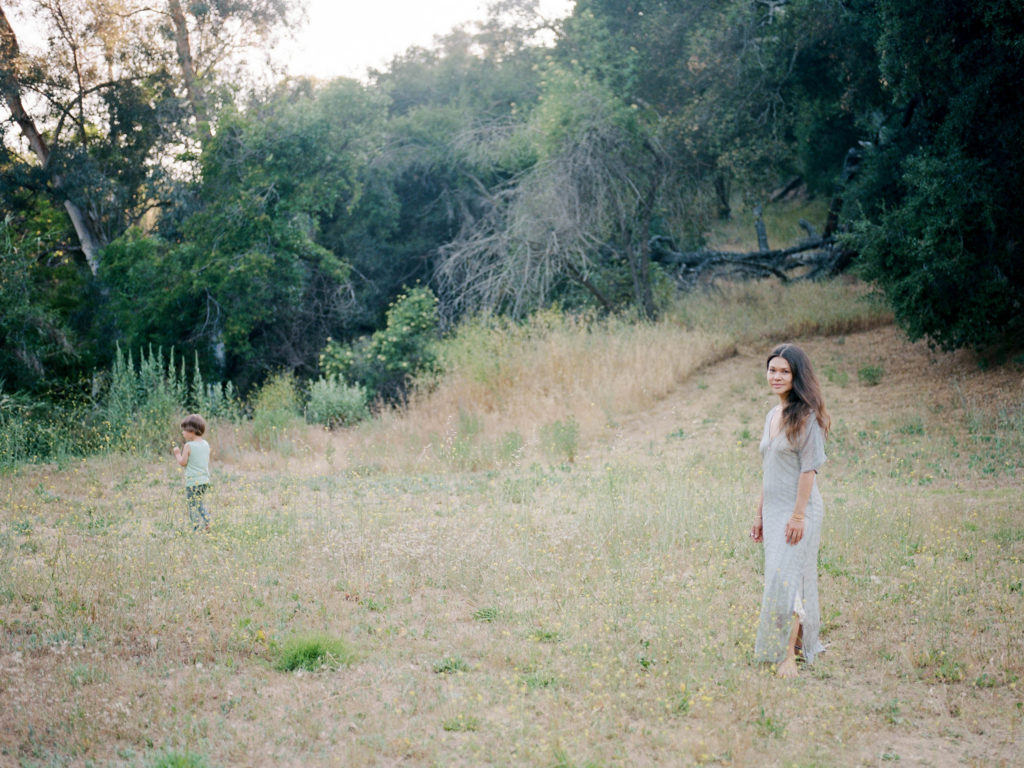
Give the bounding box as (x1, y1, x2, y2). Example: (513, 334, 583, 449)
(767, 356, 794, 398)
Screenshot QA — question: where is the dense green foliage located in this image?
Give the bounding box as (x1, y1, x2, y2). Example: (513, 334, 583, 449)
(320, 286, 440, 401)
(2, 0, 1022, 431)
(850, 0, 1024, 352)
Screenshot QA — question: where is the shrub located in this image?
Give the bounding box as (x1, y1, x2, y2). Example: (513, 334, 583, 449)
(0, 388, 96, 466)
(305, 376, 369, 428)
(100, 345, 185, 453)
(320, 286, 439, 401)
(250, 373, 302, 450)
(858, 365, 884, 386)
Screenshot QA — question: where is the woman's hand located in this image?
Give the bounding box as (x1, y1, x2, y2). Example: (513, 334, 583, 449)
(750, 516, 763, 543)
(785, 513, 804, 545)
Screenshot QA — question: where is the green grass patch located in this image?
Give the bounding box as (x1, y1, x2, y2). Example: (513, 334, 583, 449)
(432, 656, 470, 674)
(441, 714, 481, 732)
(273, 632, 356, 672)
(147, 751, 213, 768)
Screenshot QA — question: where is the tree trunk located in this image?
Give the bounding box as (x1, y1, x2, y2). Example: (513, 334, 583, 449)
(714, 172, 731, 220)
(635, 217, 656, 320)
(824, 147, 861, 238)
(753, 204, 770, 252)
(0, 4, 103, 274)
(167, 0, 211, 146)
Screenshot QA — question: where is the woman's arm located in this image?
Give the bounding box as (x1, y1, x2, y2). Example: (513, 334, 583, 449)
(785, 470, 815, 545)
(751, 492, 764, 543)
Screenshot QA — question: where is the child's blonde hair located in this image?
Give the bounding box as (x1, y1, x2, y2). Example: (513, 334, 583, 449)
(180, 413, 207, 436)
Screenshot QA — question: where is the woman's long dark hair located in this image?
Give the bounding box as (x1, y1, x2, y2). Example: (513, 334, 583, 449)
(767, 343, 831, 443)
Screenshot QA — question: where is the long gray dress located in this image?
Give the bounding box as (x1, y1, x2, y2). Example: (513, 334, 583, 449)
(755, 406, 826, 664)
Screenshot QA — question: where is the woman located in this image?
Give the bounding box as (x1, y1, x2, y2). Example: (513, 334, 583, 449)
(750, 343, 830, 678)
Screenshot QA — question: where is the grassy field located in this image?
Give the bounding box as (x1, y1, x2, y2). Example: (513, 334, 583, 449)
(2, 283, 1022, 767)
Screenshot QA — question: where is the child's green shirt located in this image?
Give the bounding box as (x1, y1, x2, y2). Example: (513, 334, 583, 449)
(184, 438, 210, 487)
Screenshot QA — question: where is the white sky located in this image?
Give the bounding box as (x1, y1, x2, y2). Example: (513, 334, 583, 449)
(272, 0, 576, 81)
(8, 1, 575, 81)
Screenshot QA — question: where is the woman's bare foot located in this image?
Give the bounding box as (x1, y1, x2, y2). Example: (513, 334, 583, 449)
(776, 656, 799, 678)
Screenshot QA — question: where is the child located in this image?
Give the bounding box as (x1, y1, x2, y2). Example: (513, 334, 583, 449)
(172, 413, 211, 531)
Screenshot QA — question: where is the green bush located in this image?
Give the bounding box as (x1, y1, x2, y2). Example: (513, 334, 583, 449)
(320, 286, 439, 400)
(0, 388, 96, 467)
(305, 376, 370, 428)
(858, 365, 884, 386)
(250, 373, 302, 451)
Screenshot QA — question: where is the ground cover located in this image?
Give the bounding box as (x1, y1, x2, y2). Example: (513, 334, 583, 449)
(1, 324, 1022, 767)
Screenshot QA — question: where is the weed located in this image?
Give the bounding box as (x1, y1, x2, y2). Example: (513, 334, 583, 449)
(472, 606, 500, 622)
(755, 707, 785, 738)
(432, 656, 469, 674)
(896, 418, 925, 435)
(522, 671, 561, 690)
(637, 639, 656, 670)
(360, 597, 386, 612)
(442, 714, 480, 732)
(530, 628, 561, 643)
(822, 364, 849, 387)
(879, 698, 903, 725)
(858, 365, 884, 386)
(273, 632, 356, 672)
(305, 377, 369, 428)
(498, 430, 525, 464)
(69, 664, 107, 688)
(974, 674, 999, 688)
(541, 417, 579, 463)
(670, 689, 692, 716)
(914, 649, 966, 683)
(146, 750, 211, 768)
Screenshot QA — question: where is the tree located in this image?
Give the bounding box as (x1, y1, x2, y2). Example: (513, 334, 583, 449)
(849, 0, 1024, 351)
(0, 209, 80, 389)
(436, 70, 677, 319)
(0, 0, 300, 273)
(101, 78, 387, 386)
(0, 2, 105, 271)
(319, 21, 547, 335)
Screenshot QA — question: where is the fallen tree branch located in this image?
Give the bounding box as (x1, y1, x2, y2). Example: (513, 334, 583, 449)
(650, 234, 852, 288)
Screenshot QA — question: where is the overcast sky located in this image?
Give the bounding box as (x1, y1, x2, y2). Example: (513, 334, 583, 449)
(272, 0, 575, 80)
(7, 1, 575, 82)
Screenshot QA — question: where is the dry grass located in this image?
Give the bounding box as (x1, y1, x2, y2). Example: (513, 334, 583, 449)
(2, 295, 1022, 766)
(313, 279, 889, 475)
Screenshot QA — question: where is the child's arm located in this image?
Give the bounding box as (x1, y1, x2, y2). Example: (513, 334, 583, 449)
(172, 442, 191, 468)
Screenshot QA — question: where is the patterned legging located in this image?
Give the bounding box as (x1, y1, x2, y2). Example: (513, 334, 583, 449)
(185, 484, 210, 530)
